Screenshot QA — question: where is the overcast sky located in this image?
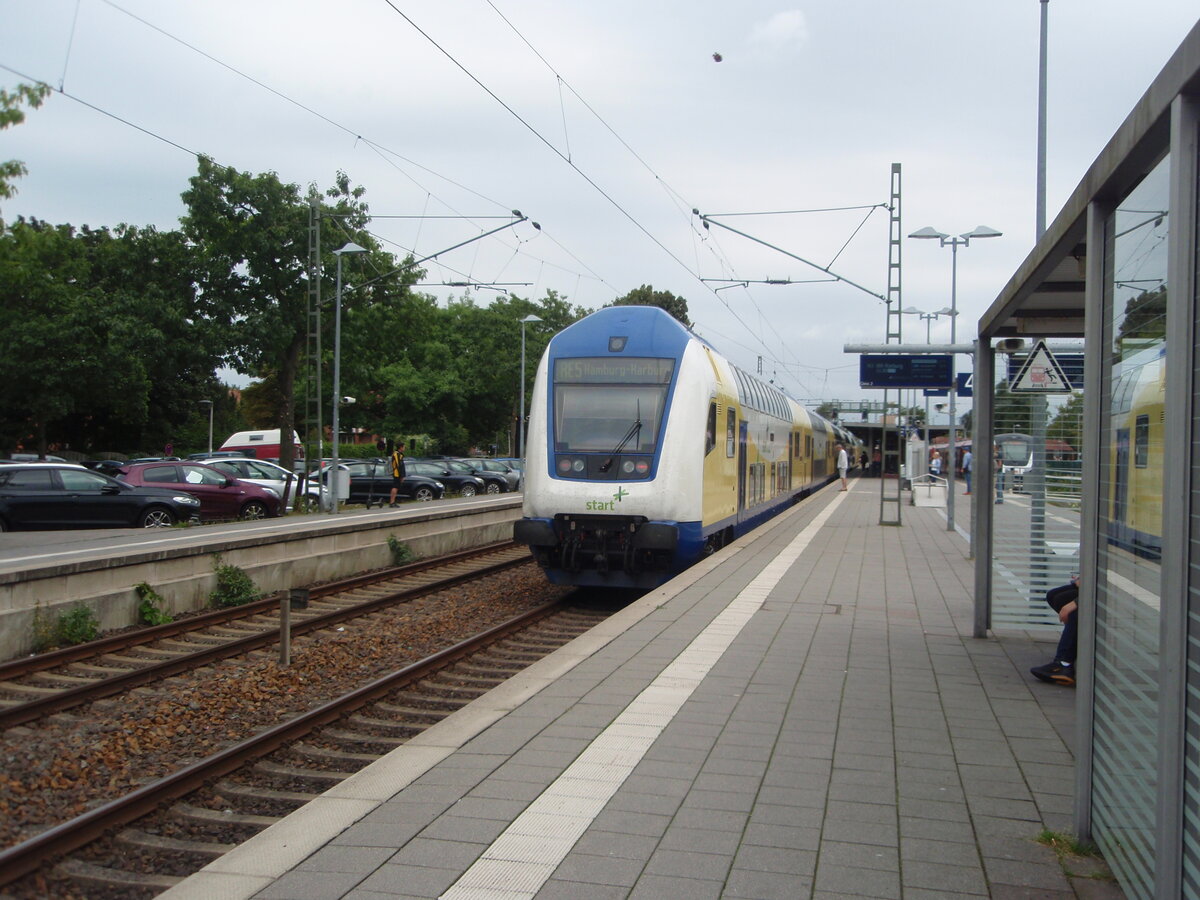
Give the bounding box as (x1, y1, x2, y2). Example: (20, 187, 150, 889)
(2, 1, 1197, 404)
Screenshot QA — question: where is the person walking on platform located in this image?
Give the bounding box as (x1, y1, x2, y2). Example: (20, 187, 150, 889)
(1030, 574, 1080, 686)
(962, 447, 973, 494)
(930, 448, 943, 477)
(994, 445, 1004, 504)
(388, 441, 407, 507)
(836, 442, 849, 491)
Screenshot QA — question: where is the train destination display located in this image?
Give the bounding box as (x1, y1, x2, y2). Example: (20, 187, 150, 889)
(858, 354, 954, 389)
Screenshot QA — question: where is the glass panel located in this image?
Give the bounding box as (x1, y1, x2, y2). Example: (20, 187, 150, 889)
(552, 357, 673, 454)
(1093, 154, 1169, 899)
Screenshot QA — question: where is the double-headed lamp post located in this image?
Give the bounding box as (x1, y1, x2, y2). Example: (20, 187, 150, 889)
(908, 225, 1002, 532)
(518, 314, 542, 461)
(330, 241, 368, 514)
(198, 400, 214, 455)
(902, 306, 955, 475)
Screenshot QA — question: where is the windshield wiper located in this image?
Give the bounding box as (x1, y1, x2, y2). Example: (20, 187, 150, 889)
(599, 402, 642, 472)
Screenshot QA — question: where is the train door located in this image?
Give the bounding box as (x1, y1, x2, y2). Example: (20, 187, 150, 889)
(737, 420, 748, 515)
(1113, 426, 1130, 527)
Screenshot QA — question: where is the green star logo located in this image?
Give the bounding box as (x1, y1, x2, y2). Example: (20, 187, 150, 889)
(612, 487, 629, 503)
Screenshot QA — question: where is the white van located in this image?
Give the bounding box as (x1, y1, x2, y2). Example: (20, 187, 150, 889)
(219, 430, 304, 464)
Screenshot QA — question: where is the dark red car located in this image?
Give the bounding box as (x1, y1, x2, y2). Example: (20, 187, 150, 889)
(118, 461, 282, 521)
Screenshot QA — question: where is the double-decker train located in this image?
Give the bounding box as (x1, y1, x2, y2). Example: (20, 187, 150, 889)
(514, 306, 858, 589)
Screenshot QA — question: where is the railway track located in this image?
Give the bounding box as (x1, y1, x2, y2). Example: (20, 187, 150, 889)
(0, 542, 530, 729)
(1, 593, 611, 897)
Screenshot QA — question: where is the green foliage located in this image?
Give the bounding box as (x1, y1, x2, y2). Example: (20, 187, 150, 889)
(57, 604, 99, 646)
(386, 535, 414, 566)
(135, 582, 173, 626)
(608, 284, 692, 328)
(0, 81, 50, 207)
(209, 555, 262, 608)
(1035, 829, 1100, 859)
(30, 602, 58, 653)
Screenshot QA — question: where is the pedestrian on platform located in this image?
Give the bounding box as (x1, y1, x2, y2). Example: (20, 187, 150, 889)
(994, 445, 1004, 504)
(1030, 574, 1080, 686)
(930, 448, 943, 477)
(871, 445, 881, 478)
(962, 447, 973, 494)
(836, 442, 849, 491)
(388, 441, 407, 507)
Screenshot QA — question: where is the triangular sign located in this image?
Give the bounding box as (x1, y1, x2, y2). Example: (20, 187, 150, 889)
(1010, 340, 1072, 393)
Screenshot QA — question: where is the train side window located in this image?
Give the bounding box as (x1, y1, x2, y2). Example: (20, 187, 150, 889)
(706, 403, 717, 456)
(1135, 414, 1149, 467)
(726, 409, 736, 458)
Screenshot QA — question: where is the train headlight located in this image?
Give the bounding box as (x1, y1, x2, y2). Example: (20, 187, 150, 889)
(634, 459, 650, 476)
(621, 460, 635, 474)
(572, 458, 585, 472)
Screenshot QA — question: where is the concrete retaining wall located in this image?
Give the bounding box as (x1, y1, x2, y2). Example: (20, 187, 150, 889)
(0, 501, 523, 662)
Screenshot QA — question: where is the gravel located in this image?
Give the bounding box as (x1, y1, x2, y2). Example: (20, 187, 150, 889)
(0, 563, 571, 852)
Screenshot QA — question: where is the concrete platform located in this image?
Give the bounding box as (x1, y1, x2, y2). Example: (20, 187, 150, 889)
(160, 478, 1121, 899)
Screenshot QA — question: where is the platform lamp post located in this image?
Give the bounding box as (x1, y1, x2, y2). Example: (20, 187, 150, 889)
(908, 225, 1002, 532)
(330, 241, 368, 514)
(518, 314, 542, 462)
(902, 306, 955, 477)
(198, 400, 214, 455)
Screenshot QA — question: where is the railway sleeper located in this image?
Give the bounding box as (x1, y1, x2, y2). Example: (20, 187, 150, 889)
(456, 659, 527, 676)
(214, 779, 318, 814)
(0, 679, 59, 696)
(170, 800, 279, 830)
(28, 671, 97, 685)
(346, 713, 429, 737)
(67, 661, 136, 675)
(430, 670, 512, 688)
(116, 827, 235, 859)
(57, 857, 181, 892)
(289, 741, 379, 766)
(254, 758, 354, 786)
(370, 700, 450, 723)
(323, 728, 409, 751)
(384, 690, 471, 711)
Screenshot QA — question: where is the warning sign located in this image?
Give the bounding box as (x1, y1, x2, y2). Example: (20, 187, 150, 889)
(1010, 340, 1072, 393)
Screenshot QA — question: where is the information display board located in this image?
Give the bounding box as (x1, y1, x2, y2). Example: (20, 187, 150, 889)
(859, 354, 954, 389)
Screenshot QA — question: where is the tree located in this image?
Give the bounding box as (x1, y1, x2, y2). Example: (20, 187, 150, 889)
(0, 81, 49, 210)
(0, 218, 218, 454)
(815, 401, 839, 421)
(181, 158, 410, 472)
(609, 285, 692, 327)
(1047, 392, 1084, 454)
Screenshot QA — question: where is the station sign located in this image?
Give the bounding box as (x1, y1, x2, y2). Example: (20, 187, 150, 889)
(1007, 350, 1083, 391)
(859, 354, 954, 389)
(1009, 341, 1074, 393)
(923, 372, 973, 398)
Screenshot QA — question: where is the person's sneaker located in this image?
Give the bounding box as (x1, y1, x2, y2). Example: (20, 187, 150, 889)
(1030, 660, 1075, 686)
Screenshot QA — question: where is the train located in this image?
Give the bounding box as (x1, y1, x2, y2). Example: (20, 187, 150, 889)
(513, 306, 860, 589)
(1109, 345, 1164, 559)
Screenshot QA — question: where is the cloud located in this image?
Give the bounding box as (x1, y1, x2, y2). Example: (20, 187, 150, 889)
(749, 10, 810, 51)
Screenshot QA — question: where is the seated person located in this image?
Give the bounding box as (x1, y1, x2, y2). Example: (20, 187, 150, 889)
(1030, 574, 1080, 686)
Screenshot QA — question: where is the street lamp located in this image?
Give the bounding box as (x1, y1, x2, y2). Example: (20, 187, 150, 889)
(902, 307, 955, 477)
(908, 225, 1002, 532)
(330, 241, 368, 514)
(198, 400, 214, 455)
(518, 314, 542, 461)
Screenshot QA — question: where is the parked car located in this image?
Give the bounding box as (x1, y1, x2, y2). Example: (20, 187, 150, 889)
(81, 459, 131, 477)
(118, 461, 283, 521)
(453, 458, 519, 492)
(191, 456, 314, 511)
(341, 459, 446, 504)
(0, 463, 201, 531)
(406, 459, 488, 497)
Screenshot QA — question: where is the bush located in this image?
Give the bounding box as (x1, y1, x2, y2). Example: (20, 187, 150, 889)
(31, 602, 58, 653)
(57, 604, 99, 646)
(387, 535, 414, 566)
(209, 555, 262, 608)
(135, 582, 173, 625)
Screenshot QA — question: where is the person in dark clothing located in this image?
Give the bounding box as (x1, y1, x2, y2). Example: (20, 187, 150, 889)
(1030, 574, 1080, 686)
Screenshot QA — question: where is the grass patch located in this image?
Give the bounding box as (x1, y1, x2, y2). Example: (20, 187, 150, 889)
(1036, 829, 1100, 859)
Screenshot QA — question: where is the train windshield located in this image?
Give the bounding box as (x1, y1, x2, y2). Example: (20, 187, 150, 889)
(552, 357, 674, 452)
